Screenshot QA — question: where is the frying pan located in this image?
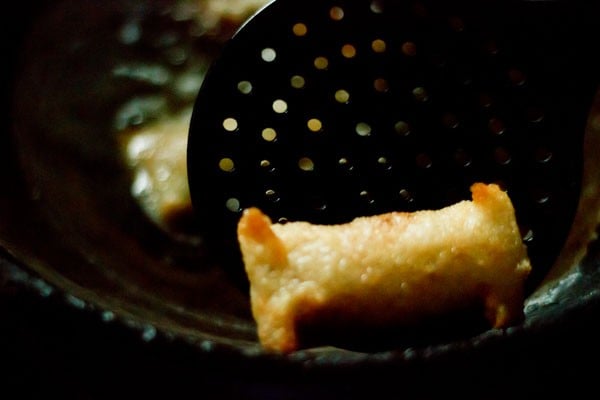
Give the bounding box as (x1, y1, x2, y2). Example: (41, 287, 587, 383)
(2, 0, 600, 396)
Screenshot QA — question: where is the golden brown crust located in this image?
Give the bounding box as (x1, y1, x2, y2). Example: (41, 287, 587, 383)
(237, 183, 532, 353)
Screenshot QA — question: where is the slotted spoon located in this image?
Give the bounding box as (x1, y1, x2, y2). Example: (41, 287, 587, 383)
(187, 0, 600, 294)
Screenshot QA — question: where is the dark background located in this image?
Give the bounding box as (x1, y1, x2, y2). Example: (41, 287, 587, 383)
(3, 244, 600, 399)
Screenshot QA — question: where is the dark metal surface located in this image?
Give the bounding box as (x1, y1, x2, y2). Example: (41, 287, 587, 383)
(188, 0, 598, 296)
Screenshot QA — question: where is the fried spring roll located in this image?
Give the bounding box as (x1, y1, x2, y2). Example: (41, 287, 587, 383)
(237, 183, 532, 353)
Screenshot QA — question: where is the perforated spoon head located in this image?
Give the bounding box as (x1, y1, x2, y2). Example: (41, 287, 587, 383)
(188, 0, 598, 293)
